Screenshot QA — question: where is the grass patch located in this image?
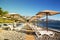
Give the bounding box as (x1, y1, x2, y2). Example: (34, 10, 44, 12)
(0, 18, 14, 23)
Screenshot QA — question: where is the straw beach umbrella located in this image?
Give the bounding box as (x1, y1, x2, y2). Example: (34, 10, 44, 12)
(29, 15, 43, 22)
(10, 14, 26, 22)
(36, 10, 60, 31)
(29, 15, 44, 27)
(29, 16, 37, 22)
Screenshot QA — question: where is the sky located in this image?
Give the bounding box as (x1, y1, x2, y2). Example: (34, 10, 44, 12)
(0, 0, 60, 20)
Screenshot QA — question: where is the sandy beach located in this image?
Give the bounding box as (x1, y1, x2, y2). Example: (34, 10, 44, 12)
(0, 29, 25, 40)
(0, 26, 60, 40)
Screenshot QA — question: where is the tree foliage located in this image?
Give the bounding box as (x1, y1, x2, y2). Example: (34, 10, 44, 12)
(0, 7, 3, 16)
(3, 11, 8, 15)
(0, 7, 8, 16)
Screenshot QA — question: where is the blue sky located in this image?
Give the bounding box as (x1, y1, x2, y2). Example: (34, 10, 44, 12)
(0, 0, 60, 20)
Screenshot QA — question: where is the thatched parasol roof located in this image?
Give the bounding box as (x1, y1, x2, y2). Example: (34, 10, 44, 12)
(29, 16, 37, 22)
(36, 10, 60, 16)
(4, 14, 26, 23)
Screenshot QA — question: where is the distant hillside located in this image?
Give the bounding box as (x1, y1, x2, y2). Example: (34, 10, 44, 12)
(38, 19, 60, 22)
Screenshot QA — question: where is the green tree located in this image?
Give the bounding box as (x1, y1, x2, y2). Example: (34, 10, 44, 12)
(0, 7, 3, 16)
(3, 11, 8, 16)
(0, 7, 8, 16)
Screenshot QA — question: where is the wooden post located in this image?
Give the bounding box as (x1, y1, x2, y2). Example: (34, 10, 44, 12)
(46, 12, 48, 31)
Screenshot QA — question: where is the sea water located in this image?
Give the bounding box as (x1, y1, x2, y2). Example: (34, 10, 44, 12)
(37, 20, 60, 30)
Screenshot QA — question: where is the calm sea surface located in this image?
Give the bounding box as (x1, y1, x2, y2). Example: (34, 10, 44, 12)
(37, 21, 60, 30)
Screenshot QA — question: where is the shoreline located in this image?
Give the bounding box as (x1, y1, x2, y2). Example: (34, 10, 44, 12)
(48, 28, 60, 32)
(37, 26, 60, 33)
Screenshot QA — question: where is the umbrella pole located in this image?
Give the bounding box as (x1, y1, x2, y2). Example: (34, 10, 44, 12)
(46, 13, 48, 31)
